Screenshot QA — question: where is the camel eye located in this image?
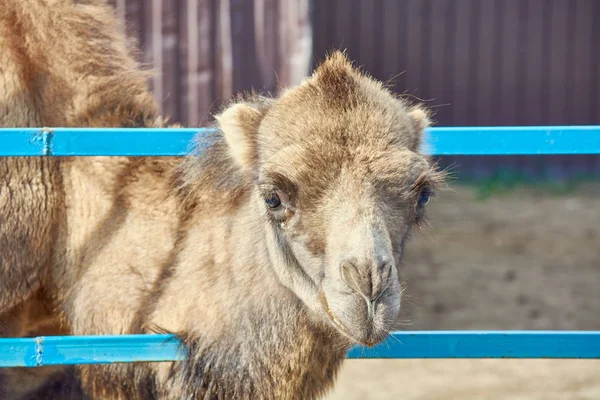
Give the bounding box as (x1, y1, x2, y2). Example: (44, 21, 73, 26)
(417, 189, 432, 208)
(265, 192, 282, 209)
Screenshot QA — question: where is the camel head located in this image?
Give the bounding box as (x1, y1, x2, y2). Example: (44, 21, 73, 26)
(214, 51, 444, 347)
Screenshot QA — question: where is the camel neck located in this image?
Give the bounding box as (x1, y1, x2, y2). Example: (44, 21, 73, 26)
(148, 186, 349, 398)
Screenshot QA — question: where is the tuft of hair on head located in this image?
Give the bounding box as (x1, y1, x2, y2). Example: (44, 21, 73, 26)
(307, 50, 360, 105)
(313, 50, 356, 80)
(313, 50, 434, 155)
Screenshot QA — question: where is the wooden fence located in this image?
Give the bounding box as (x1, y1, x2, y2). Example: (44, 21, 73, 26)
(106, 0, 312, 126)
(105, 0, 600, 180)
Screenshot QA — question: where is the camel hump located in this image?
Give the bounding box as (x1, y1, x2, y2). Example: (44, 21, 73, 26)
(0, 0, 162, 128)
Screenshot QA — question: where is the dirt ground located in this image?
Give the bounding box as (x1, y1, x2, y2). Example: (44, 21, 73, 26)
(325, 182, 600, 400)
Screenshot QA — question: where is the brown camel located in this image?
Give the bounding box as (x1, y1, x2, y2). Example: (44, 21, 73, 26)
(0, 1, 445, 399)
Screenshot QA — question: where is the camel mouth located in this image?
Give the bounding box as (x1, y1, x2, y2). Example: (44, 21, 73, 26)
(326, 306, 386, 347)
(318, 290, 388, 347)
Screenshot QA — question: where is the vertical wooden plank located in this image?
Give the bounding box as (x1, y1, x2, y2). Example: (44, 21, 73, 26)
(381, 0, 404, 92)
(230, 0, 259, 92)
(590, 0, 600, 125)
(547, 0, 569, 126)
(523, 0, 544, 125)
(372, 0, 384, 81)
(279, 0, 311, 87)
(325, 0, 337, 58)
(562, 2, 577, 127)
(451, 0, 473, 126)
(190, 0, 215, 125)
(538, 0, 553, 125)
(441, 0, 456, 126)
(186, 0, 198, 126)
(254, 0, 279, 90)
(497, 1, 519, 126)
(177, 0, 189, 125)
(418, 0, 432, 99)
(358, 0, 376, 77)
(277, 0, 289, 85)
(296, 0, 313, 84)
(160, 0, 180, 122)
(244, 0, 259, 89)
(229, 0, 244, 92)
(488, 0, 503, 127)
(427, 0, 453, 126)
(571, 0, 593, 125)
(514, 0, 529, 126)
(332, 0, 356, 61)
(404, 0, 424, 98)
(213, 0, 232, 101)
(332, 0, 346, 51)
(464, 0, 480, 127)
(473, 0, 495, 126)
(310, 0, 327, 68)
(150, 0, 163, 113)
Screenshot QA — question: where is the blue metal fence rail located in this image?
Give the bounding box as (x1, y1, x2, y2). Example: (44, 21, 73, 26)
(1, 126, 600, 156)
(1, 331, 599, 368)
(1, 125, 599, 367)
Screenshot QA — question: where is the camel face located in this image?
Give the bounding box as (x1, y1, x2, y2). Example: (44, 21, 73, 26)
(217, 52, 444, 346)
(256, 143, 423, 346)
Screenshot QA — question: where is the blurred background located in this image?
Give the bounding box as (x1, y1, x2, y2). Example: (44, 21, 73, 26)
(106, 1, 600, 398)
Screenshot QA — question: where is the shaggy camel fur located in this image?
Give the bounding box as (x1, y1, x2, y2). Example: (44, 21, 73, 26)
(0, 1, 445, 399)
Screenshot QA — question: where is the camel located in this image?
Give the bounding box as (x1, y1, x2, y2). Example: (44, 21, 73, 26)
(0, 0, 445, 399)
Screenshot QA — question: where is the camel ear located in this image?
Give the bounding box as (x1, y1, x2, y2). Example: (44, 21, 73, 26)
(215, 101, 267, 171)
(406, 107, 431, 153)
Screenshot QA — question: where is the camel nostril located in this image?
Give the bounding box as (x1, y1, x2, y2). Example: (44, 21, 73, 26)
(340, 259, 379, 300)
(340, 261, 361, 293)
(370, 261, 395, 302)
(382, 261, 393, 285)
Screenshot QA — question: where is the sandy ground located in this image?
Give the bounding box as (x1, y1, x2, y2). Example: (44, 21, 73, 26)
(325, 182, 600, 400)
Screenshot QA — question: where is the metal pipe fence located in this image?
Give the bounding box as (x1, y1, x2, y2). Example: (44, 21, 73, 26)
(1, 126, 600, 156)
(1, 125, 599, 367)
